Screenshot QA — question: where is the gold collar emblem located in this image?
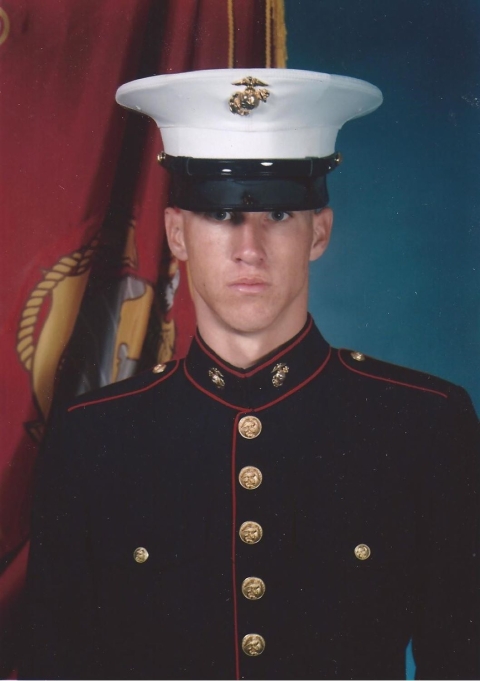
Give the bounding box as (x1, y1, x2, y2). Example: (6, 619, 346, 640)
(271, 362, 289, 388)
(208, 367, 226, 389)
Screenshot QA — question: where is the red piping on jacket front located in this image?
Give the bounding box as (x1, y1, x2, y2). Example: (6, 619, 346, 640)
(231, 413, 242, 680)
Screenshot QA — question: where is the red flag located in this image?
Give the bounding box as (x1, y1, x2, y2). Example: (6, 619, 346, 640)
(0, 1, 287, 674)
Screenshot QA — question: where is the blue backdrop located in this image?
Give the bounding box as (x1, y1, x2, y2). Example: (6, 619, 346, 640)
(286, 0, 479, 414)
(285, 1, 479, 677)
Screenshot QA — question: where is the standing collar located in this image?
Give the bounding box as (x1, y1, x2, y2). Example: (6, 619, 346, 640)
(184, 315, 332, 411)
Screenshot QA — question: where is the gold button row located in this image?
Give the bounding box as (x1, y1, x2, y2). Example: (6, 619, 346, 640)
(236, 415, 266, 658)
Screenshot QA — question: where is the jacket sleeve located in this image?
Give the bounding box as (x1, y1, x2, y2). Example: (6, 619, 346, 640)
(413, 386, 480, 680)
(20, 405, 96, 680)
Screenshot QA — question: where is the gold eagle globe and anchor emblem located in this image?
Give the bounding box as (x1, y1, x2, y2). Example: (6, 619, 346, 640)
(229, 77, 270, 116)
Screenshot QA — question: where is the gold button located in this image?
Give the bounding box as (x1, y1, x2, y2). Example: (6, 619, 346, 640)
(238, 466, 263, 490)
(350, 351, 365, 362)
(241, 576, 266, 600)
(238, 415, 262, 439)
(152, 363, 166, 374)
(133, 547, 149, 563)
(354, 544, 371, 560)
(242, 633, 266, 656)
(239, 521, 263, 545)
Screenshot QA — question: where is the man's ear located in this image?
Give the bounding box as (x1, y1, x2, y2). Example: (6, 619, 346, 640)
(309, 207, 333, 262)
(165, 207, 188, 261)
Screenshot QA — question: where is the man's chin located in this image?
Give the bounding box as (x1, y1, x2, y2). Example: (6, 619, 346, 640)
(216, 308, 282, 336)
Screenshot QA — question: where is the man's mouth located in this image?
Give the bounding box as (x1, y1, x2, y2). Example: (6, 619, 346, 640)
(228, 278, 270, 293)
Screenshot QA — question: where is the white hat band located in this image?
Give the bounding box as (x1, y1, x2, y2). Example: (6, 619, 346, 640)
(161, 126, 340, 160)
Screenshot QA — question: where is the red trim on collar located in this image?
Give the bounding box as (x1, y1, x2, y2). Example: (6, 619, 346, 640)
(231, 413, 242, 680)
(195, 316, 314, 379)
(183, 346, 333, 412)
(66, 361, 180, 412)
(337, 350, 448, 399)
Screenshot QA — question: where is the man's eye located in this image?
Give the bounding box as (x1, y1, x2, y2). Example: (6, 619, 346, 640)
(268, 211, 291, 222)
(205, 211, 233, 222)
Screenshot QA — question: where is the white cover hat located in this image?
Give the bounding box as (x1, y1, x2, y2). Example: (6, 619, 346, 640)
(115, 68, 382, 211)
(116, 68, 383, 160)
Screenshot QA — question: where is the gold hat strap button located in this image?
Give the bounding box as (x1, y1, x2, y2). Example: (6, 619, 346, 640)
(238, 466, 263, 490)
(239, 521, 263, 545)
(238, 415, 262, 439)
(241, 576, 266, 600)
(242, 633, 266, 656)
(152, 363, 166, 374)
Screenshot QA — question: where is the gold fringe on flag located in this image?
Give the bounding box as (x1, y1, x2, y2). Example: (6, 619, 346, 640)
(265, 0, 272, 67)
(266, 0, 288, 68)
(227, 0, 235, 68)
(273, 0, 288, 67)
(228, 0, 287, 70)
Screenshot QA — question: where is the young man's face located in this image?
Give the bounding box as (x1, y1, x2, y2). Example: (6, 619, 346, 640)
(165, 208, 332, 339)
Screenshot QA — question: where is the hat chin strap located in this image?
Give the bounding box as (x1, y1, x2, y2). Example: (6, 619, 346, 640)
(160, 153, 341, 178)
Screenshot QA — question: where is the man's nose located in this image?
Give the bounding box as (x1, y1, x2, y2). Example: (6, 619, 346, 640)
(231, 216, 266, 266)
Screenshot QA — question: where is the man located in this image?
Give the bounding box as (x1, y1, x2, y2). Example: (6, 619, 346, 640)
(21, 69, 479, 680)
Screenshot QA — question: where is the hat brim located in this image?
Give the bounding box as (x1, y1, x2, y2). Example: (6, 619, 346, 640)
(168, 175, 329, 212)
(163, 154, 338, 211)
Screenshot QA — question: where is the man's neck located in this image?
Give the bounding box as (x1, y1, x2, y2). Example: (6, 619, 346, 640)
(197, 314, 309, 369)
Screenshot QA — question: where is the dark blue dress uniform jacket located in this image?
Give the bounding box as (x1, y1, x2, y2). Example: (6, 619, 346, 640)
(21, 317, 479, 680)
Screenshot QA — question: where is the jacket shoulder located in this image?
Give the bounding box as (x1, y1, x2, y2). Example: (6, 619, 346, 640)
(336, 347, 460, 400)
(65, 360, 181, 413)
